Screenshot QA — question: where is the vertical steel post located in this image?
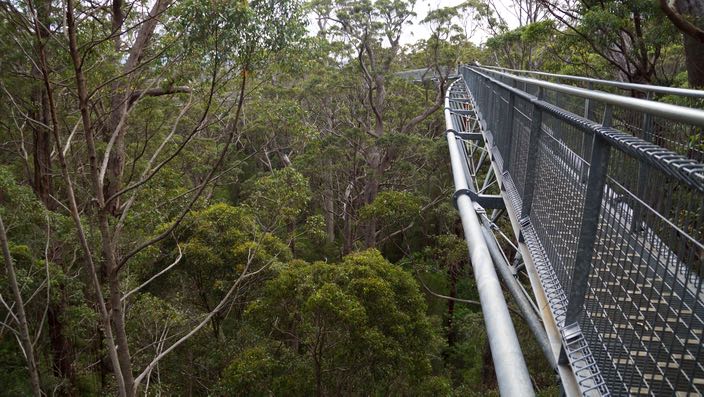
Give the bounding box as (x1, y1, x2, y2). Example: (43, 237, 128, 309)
(521, 89, 545, 218)
(580, 83, 595, 183)
(631, 93, 653, 233)
(554, 90, 563, 145)
(503, 91, 516, 171)
(564, 131, 611, 326)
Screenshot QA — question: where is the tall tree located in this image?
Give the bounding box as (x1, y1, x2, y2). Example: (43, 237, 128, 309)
(660, 0, 704, 87)
(539, 0, 680, 84)
(311, 0, 469, 249)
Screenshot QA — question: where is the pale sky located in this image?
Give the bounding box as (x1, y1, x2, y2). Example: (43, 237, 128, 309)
(308, 0, 521, 47)
(403, 0, 520, 45)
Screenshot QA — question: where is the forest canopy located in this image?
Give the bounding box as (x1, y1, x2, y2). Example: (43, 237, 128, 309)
(0, 0, 701, 395)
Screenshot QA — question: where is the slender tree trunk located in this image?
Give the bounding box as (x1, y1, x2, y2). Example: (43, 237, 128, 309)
(343, 208, 353, 254)
(323, 164, 335, 243)
(363, 147, 383, 248)
(47, 292, 77, 396)
(342, 181, 354, 254)
(0, 215, 42, 396)
(315, 357, 323, 397)
(446, 263, 458, 349)
(65, 1, 129, 394)
(31, 102, 53, 207)
(26, 1, 77, 394)
(683, 34, 704, 88)
(30, 0, 53, 209)
(323, 192, 335, 243)
(104, 0, 172, 215)
(107, 264, 136, 394)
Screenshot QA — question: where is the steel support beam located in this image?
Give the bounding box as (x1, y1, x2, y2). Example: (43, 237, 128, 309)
(444, 82, 535, 397)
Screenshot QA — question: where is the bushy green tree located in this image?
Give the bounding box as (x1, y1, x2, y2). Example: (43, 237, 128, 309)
(221, 249, 449, 396)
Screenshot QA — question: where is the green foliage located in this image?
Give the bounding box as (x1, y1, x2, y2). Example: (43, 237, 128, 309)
(223, 249, 446, 395)
(219, 342, 313, 396)
(485, 20, 556, 70)
(172, 0, 307, 69)
(359, 190, 422, 227)
(244, 167, 311, 233)
(151, 203, 291, 303)
(0, 166, 45, 237)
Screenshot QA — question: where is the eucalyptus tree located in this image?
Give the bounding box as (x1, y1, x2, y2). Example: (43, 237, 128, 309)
(306, 0, 483, 250)
(223, 249, 448, 396)
(538, 0, 681, 85)
(0, 0, 305, 394)
(660, 0, 704, 87)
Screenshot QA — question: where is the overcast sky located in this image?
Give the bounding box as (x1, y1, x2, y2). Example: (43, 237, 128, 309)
(403, 0, 520, 45)
(308, 0, 521, 47)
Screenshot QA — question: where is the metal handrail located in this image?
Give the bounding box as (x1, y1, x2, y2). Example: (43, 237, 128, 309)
(478, 65, 704, 99)
(444, 79, 535, 396)
(471, 67, 704, 127)
(468, 67, 704, 192)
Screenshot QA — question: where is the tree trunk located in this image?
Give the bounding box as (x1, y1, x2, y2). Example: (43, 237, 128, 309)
(30, 0, 53, 208)
(343, 207, 353, 254)
(0, 215, 42, 396)
(446, 263, 458, 349)
(65, 2, 129, 393)
(676, 0, 704, 88)
(363, 147, 383, 248)
(683, 34, 704, 88)
(48, 292, 78, 396)
(32, 97, 53, 207)
(342, 180, 354, 254)
(323, 164, 335, 243)
(104, 0, 172, 215)
(108, 268, 136, 395)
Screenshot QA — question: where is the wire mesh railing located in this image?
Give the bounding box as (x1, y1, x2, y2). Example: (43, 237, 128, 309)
(461, 65, 704, 396)
(477, 67, 704, 163)
(477, 65, 704, 100)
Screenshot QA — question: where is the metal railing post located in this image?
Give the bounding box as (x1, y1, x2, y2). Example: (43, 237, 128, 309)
(564, 132, 611, 326)
(503, 91, 516, 171)
(580, 83, 595, 183)
(521, 88, 545, 218)
(554, 90, 562, 144)
(631, 94, 653, 233)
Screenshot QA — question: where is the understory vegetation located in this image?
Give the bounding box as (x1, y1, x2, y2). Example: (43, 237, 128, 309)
(0, 0, 701, 395)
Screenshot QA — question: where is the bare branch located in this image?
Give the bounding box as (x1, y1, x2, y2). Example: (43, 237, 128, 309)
(660, 0, 704, 42)
(122, 238, 182, 302)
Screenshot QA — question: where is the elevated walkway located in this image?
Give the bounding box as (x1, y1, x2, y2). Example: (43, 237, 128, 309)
(444, 65, 704, 396)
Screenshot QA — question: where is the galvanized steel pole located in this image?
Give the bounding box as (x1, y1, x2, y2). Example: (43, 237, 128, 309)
(473, 67, 704, 127)
(478, 65, 704, 98)
(444, 81, 535, 396)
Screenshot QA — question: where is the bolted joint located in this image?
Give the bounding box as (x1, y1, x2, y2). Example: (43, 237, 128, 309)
(452, 189, 506, 210)
(452, 188, 472, 210)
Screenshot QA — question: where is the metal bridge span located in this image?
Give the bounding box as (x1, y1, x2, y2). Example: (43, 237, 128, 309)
(444, 66, 704, 396)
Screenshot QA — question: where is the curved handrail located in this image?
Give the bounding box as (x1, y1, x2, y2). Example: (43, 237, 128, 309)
(478, 65, 704, 99)
(471, 67, 704, 127)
